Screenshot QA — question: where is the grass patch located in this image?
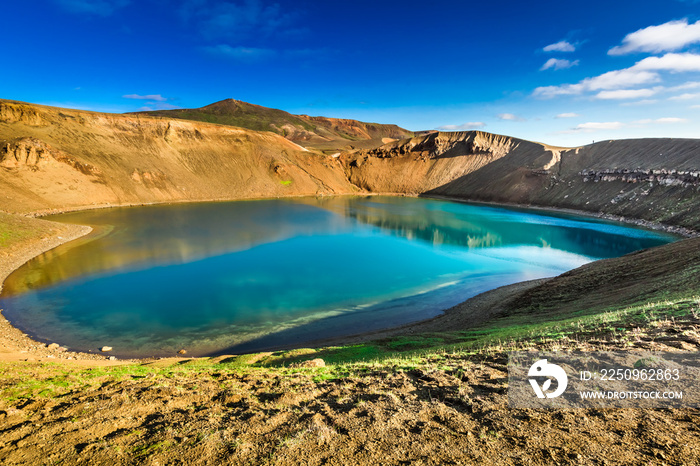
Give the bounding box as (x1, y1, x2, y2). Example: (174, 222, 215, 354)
(0, 212, 53, 249)
(1, 295, 698, 404)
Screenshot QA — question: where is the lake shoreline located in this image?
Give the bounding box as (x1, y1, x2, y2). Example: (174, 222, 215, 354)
(20, 192, 699, 238)
(422, 194, 698, 238)
(0, 221, 123, 363)
(0, 193, 692, 363)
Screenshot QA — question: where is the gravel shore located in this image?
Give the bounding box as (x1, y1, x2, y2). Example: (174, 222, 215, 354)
(0, 219, 129, 364)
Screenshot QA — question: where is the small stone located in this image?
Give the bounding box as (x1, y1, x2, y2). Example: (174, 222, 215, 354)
(178, 349, 187, 355)
(108, 356, 117, 361)
(291, 358, 326, 368)
(47, 343, 60, 350)
(101, 346, 113, 352)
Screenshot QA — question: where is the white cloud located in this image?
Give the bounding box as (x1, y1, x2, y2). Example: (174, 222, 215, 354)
(669, 81, 700, 91)
(533, 53, 700, 99)
(656, 117, 687, 123)
(584, 69, 660, 90)
(533, 69, 659, 98)
(555, 113, 580, 118)
(595, 88, 662, 100)
(609, 19, 700, 55)
(498, 113, 525, 121)
(620, 99, 659, 106)
(631, 117, 687, 125)
(570, 122, 625, 132)
(669, 92, 700, 100)
(437, 122, 486, 130)
(532, 84, 585, 98)
(543, 41, 576, 52)
(633, 52, 700, 72)
(540, 58, 579, 71)
(123, 94, 168, 102)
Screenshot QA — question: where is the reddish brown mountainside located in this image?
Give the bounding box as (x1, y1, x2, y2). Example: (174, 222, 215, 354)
(0, 100, 356, 214)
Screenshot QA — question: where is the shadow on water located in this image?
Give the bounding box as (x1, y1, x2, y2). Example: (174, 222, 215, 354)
(206, 272, 532, 356)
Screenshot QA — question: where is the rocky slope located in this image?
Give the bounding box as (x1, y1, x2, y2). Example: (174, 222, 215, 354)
(0, 100, 357, 214)
(134, 99, 413, 153)
(340, 131, 700, 231)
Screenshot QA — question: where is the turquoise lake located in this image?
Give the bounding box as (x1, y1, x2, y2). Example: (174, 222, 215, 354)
(0, 196, 677, 357)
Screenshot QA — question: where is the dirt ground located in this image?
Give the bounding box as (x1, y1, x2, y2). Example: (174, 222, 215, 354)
(1, 315, 699, 465)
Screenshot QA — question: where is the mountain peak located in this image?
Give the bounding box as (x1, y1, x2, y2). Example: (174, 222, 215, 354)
(133, 99, 414, 153)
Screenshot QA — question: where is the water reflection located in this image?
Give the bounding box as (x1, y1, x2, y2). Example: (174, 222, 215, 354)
(0, 196, 677, 357)
(309, 196, 673, 259)
(2, 201, 350, 295)
(2, 197, 675, 298)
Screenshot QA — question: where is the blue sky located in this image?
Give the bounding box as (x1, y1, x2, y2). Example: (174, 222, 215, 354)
(2, 0, 700, 146)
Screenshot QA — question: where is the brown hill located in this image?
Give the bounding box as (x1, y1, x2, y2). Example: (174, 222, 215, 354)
(132, 99, 413, 153)
(340, 131, 700, 231)
(0, 100, 356, 214)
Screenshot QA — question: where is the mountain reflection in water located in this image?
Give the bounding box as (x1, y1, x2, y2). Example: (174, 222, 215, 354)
(0, 196, 676, 357)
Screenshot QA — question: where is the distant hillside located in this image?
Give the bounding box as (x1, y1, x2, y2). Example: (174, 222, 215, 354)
(132, 99, 413, 153)
(0, 100, 356, 214)
(340, 131, 700, 231)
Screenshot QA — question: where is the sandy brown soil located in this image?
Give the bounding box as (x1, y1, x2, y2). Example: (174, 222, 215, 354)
(1, 314, 699, 465)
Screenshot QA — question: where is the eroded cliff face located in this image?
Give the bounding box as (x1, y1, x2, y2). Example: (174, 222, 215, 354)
(362, 131, 518, 159)
(2, 138, 58, 168)
(1, 138, 102, 176)
(339, 131, 556, 195)
(339, 131, 700, 231)
(0, 101, 357, 214)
